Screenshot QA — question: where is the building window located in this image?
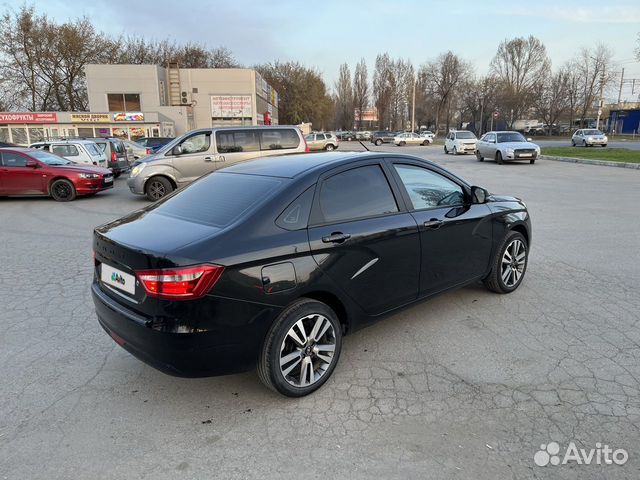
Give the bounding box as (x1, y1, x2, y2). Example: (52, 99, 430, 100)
(107, 93, 141, 111)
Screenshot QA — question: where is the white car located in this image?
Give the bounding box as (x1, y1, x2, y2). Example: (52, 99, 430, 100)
(444, 130, 477, 155)
(393, 132, 431, 146)
(419, 130, 435, 142)
(30, 140, 107, 167)
(571, 129, 608, 147)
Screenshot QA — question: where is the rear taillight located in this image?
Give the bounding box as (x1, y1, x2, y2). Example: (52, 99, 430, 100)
(111, 151, 117, 162)
(136, 264, 224, 300)
(146, 148, 151, 155)
(303, 136, 310, 153)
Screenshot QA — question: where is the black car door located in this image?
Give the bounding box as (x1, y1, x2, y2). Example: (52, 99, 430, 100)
(307, 161, 420, 316)
(388, 161, 493, 296)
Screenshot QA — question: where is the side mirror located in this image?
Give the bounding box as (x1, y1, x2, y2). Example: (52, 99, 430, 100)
(471, 186, 488, 204)
(526, 137, 532, 142)
(171, 145, 183, 156)
(26, 159, 39, 168)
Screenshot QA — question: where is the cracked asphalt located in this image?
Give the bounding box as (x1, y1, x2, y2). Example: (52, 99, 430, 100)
(1, 145, 639, 479)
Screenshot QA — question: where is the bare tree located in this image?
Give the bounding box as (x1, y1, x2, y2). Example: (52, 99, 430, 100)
(533, 67, 571, 135)
(373, 53, 393, 130)
(389, 58, 414, 131)
(353, 58, 369, 130)
(422, 51, 471, 133)
(574, 44, 616, 127)
(459, 75, 500, 135)
(490, 36, 550, 128)
(334, 63, 353, 129)
(635, 32, 640, 62)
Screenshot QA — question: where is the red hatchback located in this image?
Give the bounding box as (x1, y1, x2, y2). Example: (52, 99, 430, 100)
(0, 148, 113, 201)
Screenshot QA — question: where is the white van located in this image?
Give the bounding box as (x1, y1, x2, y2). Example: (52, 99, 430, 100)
(30, 140, 108, 167)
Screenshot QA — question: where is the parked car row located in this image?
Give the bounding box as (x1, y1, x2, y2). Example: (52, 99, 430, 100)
(305, 132, 339, 151)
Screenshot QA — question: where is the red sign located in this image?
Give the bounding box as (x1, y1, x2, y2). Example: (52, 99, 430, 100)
(0, 112, 58, 124)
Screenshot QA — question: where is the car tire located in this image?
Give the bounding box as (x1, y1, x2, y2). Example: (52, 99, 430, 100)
(602, 144, 607, 147)
(422, 140, 430, 146)
(483, 230, 528, 294)
(145, 176, 173, 201)
(453, 146, 458, 155)
(325, 144, 335, 151)
(476, 151, 484, 161)
(582, 140, 587, 147)
(399, 141, 406, 146)
(375, 139, 382, 146)
(258, 298, 342, 397)
(496, 151, 504, 164)
(444, 145, 448, 154)
(530, 159, 535, 164)
(113, 172, 121, 179)
(50, 179, 77, 202)
(571, 140, 576, 146)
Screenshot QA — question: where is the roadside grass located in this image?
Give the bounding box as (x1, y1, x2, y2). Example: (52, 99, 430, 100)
(542, 147, 640, 164)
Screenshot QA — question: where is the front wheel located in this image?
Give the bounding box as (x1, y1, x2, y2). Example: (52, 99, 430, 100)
(375, 139, 382, 146)
(113, 171, 121, 179)
(453, 146, 458, 155)
(484, 231, 528, 293)
(145, 176, 174, 201)
(399, 141, 406, 146)
(50, 179, 76, 202)
(496, 151, 504, 164)
(422, 140, 430, 146)
(325, 144, 335, 151)
(571, 140, 576, 147)
(601, 144, 607, 147)
(258, 299, 342, 397)
(444, 145, 448, 154)
(476, 151, 484, 162)
(530, 159, 535, 164)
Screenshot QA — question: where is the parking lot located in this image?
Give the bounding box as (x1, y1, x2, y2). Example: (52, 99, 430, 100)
(1, 144, 639, 479)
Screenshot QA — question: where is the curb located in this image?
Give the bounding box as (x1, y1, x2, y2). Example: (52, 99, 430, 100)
(540, 155, 640, 170)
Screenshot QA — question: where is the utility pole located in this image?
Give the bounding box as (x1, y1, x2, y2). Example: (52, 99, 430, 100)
(617, 68, 624, 104)
(596, 66, 605, 130)
(411, 78, 416, 133)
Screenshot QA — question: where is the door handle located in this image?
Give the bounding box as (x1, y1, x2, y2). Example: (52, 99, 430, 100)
(423, 219, 443, 229)
(322, 233, 351, 244)
(204, 157, 212, 162)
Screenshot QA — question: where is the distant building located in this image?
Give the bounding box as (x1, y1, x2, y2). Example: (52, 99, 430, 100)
(608, 108, 640, 134)
(0, 63, 279, 145)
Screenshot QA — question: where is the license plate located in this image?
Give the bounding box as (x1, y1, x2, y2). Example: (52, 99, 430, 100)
(104, 177, 113, 184)
(101, 263, 136, 295)
(519, 153, 532, 157)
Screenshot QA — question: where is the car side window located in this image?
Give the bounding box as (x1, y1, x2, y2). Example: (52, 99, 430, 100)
(316, 165, 398, 224)
(217, 130, 260, 153)
(394, 164, 465, 210)
(276, 186, 315, 230)
(260, 129, 300, 150)
(0, 152, 27, 167)
(180, 132, 211, 154)
(51, 145, 79, 157)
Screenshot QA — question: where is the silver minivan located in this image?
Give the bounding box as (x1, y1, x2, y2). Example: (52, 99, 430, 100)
(128, 126, 308, 201)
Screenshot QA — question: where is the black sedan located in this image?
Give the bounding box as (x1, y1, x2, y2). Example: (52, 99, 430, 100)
(92, 152, 531, 397)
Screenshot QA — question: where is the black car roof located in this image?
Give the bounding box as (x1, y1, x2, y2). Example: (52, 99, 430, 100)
(219, 151, 447, 181)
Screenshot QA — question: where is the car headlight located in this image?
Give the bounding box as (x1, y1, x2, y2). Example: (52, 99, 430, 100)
(130, 162, 146, 177)
(587, 137, 593, 141)
(79, 173, 100, 179)
(506, 148, 514, 156)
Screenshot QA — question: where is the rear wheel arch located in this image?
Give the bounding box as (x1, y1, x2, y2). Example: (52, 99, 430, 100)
(300, 291, 349, 335)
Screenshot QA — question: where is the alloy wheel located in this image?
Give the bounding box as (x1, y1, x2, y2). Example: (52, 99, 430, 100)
(501, 239, 526, 288)
(279, 314, 336, 387)
(148, 181, 166, 199)
(54, 182, 72, 199)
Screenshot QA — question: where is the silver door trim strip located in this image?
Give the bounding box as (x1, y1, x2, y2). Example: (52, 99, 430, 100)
(351, 258, 379, 280)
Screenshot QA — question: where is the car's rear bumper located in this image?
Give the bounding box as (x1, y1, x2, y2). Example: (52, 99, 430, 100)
(91, 282, 272, 377)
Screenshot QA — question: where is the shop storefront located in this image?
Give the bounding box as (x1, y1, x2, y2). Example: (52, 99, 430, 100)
(0, 111, 175, 145)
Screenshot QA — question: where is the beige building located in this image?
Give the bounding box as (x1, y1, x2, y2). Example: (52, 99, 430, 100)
(0, 64, 279, 144)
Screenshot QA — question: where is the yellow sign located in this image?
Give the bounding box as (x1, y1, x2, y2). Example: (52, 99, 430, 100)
(70, 113, 111, 123)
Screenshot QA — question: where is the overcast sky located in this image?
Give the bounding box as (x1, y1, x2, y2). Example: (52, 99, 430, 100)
(5, 0, 640, 101)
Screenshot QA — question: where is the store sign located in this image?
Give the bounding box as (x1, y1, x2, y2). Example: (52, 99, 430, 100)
(113, 112, 144, 122)
(70, 113, 111, 123)
(0, 112, 58, 124)
(211, 95, 252, 118)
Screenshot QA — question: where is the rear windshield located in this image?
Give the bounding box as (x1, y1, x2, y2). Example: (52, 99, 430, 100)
(111, 141, 125, 153)
(153, 173, 283, 227)
(456, 131, 476, 139)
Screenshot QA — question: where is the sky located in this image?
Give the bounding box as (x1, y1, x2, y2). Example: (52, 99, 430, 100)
(5, 0, 640, 101)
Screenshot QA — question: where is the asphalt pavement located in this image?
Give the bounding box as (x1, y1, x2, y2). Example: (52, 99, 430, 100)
(1, 144, 639, 479)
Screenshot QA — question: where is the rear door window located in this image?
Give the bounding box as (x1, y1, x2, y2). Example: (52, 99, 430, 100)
(315, 165, 398, 224)
(154, 172, 283, 227)
(51, 145, 79, 157)
(86, 143, 102, 156)
(260, 129, 300, 150)
(216, 130, 260, 153)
